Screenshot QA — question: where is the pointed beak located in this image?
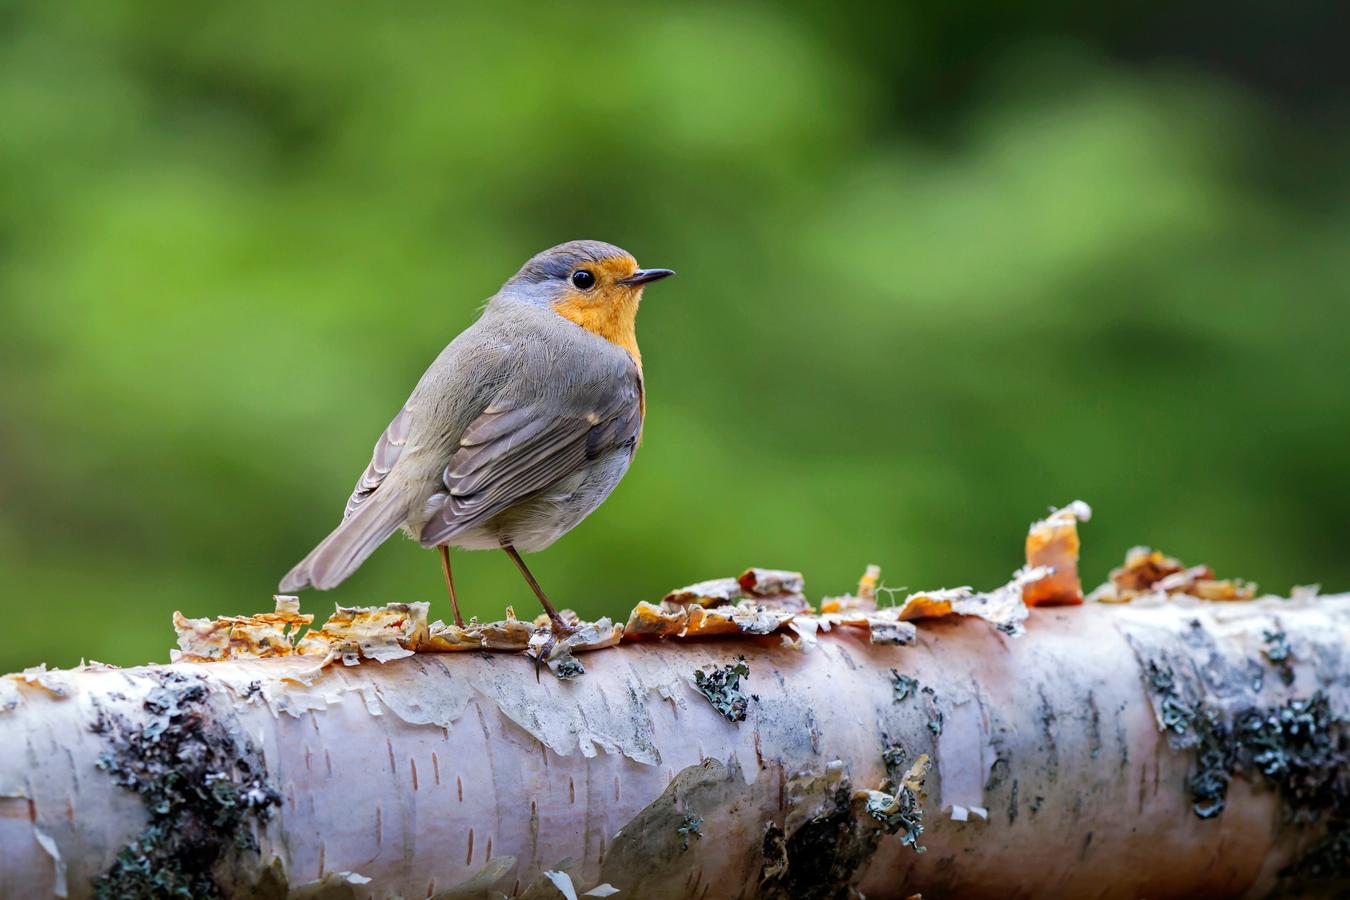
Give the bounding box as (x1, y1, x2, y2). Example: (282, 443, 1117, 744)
(619, 268, 675, 287)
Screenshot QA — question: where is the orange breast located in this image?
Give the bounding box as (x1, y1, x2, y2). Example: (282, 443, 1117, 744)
(552, 294, 645, 420)
(551, 294, 642, 371)
(550, 255, 649, 426)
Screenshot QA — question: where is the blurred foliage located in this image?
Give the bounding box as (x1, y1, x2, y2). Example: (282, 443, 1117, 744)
(1, 1, 1347, 671)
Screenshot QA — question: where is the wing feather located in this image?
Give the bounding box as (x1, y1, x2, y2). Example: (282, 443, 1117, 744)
(344, 404, 412, 517)
(420, 365, 641, 547)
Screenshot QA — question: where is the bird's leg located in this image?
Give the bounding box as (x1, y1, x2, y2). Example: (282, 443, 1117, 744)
(502, 545, 572, 635)
(438, 545, 466, 628)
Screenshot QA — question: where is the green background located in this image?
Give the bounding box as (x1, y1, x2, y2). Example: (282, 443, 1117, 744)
(3, 2, 1347, 671)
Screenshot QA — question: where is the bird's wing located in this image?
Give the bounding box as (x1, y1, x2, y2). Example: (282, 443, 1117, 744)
(344, 403, 413, 517)
(419, 365, 642, 547)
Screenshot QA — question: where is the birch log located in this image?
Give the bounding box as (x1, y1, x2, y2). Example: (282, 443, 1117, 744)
(2, 595, 1348, 900)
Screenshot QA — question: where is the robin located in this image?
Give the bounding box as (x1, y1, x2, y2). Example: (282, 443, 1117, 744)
(280, 240, 674, 635)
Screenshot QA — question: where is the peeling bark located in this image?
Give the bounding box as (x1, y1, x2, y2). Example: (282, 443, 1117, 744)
(3, 591, 1349, 899)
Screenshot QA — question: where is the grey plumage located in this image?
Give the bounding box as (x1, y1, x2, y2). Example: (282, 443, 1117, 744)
(280, 241, 659, 596)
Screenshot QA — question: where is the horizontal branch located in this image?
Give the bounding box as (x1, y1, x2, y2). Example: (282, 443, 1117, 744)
(3, 590, 1348, 899)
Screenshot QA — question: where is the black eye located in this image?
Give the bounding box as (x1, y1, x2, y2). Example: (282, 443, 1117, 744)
(571, 269, 596, 290)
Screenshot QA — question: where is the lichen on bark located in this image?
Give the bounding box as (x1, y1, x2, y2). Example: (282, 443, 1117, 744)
(758, 762, 883, 900)
(692, 658, 753, 722)
(1127, 603, 1350, 889)
(89, 671, 280, 899)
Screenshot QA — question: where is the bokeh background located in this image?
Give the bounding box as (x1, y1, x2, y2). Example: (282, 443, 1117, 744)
(2, 2, 1347, 671)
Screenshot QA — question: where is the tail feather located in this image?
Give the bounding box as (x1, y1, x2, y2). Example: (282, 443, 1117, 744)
(280, 490, 409, 592)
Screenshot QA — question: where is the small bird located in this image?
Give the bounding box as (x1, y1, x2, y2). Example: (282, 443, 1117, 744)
(280, 240, 673, 633)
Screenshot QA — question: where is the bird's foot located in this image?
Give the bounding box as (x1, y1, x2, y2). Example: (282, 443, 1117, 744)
(530, 616, 583, 682)
(548, 613, 578, 639)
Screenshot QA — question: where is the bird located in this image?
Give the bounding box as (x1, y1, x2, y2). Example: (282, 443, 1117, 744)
(280, 240, 673, 635)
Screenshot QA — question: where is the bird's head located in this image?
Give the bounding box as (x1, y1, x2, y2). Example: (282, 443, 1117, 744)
(502, 241, 673, 359)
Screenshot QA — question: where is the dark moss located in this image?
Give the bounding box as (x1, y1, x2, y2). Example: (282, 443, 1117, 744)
(90, 671, 280, 899)
(761, 823, 787, 877)
(758, 782, 881, 900)
(1283, 819, 1350, 883)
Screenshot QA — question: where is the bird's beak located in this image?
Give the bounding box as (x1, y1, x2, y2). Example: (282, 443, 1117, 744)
(619, 268, 675, 287)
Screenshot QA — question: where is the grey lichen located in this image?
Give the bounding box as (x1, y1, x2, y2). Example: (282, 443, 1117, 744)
(1146, 661, 1196, 735)
(676, 813, 703, 851)
(880, 742, 906, 776)
(1184, 691, 1348, 826)
(920, 685, 943, 736)
(1240, 692, 1345, 816)
(551, 655, 585, 681)
(89, 671, 280, 899)
(889, 669, 918, 703)
(1263, 629, 1295, 687)
(1137, 626, 1350, 880)
(891, 672, 942, 738)
(693, 658, 752, 723)
(862, 742, 929, 853)
(1188, 708, 1232, 819)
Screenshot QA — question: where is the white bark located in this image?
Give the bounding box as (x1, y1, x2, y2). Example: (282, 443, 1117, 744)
(2, 595, 1348, 899)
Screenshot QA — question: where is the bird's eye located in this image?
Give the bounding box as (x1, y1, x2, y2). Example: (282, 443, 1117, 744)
(571, 269, 596, 290)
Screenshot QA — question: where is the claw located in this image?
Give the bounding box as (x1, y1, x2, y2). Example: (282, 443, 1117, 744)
(533, 629, 558, 683)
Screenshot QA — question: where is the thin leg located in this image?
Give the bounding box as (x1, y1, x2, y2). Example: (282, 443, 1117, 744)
(502, 544, 569, 632)
(438, 545, 465, 628)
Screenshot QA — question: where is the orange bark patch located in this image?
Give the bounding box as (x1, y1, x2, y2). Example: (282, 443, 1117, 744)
(1024, 500, 1092, 607)
(1090, 546, 1258, 603)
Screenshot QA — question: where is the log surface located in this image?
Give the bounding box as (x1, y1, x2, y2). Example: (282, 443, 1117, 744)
(2, 596, 1348, 899)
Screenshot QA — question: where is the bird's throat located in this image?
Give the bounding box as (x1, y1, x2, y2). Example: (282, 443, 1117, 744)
(551, 295, 643, 374)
